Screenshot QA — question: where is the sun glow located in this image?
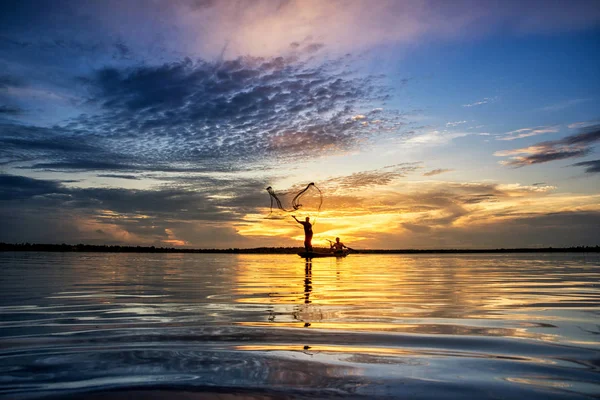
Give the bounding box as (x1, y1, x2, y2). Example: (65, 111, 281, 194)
(235, 183, 600, 249)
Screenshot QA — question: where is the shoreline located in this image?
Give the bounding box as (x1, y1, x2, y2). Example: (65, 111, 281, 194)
(1, 243, 599, 254)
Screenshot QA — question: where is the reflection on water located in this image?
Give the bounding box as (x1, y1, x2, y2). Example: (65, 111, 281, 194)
(0, 252, 599, 399)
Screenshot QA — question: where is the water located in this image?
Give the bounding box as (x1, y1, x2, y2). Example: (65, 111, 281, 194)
(0, 252, 599, 399)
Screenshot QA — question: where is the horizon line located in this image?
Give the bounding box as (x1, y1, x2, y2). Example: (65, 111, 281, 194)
(2, 242, 599, 254)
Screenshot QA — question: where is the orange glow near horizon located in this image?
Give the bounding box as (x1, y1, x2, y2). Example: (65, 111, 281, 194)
(72, 182, 600, 249)
(234, 186, 600, 248)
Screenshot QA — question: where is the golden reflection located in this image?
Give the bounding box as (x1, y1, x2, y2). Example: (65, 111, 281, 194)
(232, 254, 593, 343)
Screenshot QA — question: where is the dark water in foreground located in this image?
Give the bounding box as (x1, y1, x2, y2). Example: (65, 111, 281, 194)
(0, 252, 599, 399)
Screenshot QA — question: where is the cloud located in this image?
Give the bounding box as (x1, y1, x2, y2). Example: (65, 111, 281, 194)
(0, 105, 23, 115)
(423, 168, 454, 177)
(150, 0, 600, 57)
(568, 120, 600, 129)
(0, 122, 119, 168)
(3, 173, 599, 248)
(0, 173, 259, 213)
(496, 183, 556, 193)
(539, 98, 591, 112)
(462, 97, 496, 107)
(0, 172, 272, 246)
(0, 53, 408, 174)
(495, 124, 600, 167)
(495, 146, 587, 166)
(303, 179, 597, 247)
(325, 163, 421, 190)
(74, 56, 398, 166)
(2, 0, 598, 69)
(320, 180, 598, 248)
(571, 159, 600, 174)
(498, 126, 559, 141)
(372, 211, 600, 249)
(0, 174, 63, 200)
(446, 120, 467, 127)
(96, 174, 141, 180)
(406, 130, 473, 145)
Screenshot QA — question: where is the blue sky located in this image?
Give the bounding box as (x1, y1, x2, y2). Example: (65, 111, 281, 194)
(1, 0, 599, 248)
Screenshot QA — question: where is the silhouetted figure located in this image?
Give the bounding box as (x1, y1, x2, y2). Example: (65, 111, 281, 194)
(330, 237, 348, 254)
(293, 215, 313, 252)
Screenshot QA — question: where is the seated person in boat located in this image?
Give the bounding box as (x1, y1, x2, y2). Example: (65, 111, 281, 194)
(330, 237, 348, 254)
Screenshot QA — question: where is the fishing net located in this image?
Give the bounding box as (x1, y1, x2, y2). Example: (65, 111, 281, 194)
(266, 182, 323, 222)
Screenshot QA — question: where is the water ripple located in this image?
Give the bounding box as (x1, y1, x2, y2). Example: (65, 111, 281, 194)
(0, 252, 599, 399)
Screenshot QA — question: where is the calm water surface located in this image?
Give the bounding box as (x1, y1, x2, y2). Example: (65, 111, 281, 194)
(0, 252, 599, 399)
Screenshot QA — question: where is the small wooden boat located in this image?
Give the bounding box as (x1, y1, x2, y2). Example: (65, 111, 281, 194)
(298, 251, 348, 258)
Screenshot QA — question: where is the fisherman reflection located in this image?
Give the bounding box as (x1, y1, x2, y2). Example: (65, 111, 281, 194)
(292, 260, 313, 327)
(303, 260, 312, 327)
(304, 261, 312, 305)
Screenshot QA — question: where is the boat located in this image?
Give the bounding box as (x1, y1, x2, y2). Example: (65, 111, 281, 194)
(298, 251, 348, 258)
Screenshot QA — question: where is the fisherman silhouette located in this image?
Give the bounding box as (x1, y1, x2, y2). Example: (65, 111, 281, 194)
(292, 215, 313, 252)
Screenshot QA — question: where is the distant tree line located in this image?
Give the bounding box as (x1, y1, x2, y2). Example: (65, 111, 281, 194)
(1, 242, 599, 254)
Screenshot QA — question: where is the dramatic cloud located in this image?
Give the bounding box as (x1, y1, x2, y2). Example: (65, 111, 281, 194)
(2, 56, 407, 174)
(0, 122, 110, 168)
(0, 173, 271, 246)
(495, 125, 600, 167)
(0, 174, 63, 200)
(571, 159, 600, 174)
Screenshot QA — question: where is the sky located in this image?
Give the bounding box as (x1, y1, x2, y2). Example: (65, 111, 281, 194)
(1, 0, 599, 249)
